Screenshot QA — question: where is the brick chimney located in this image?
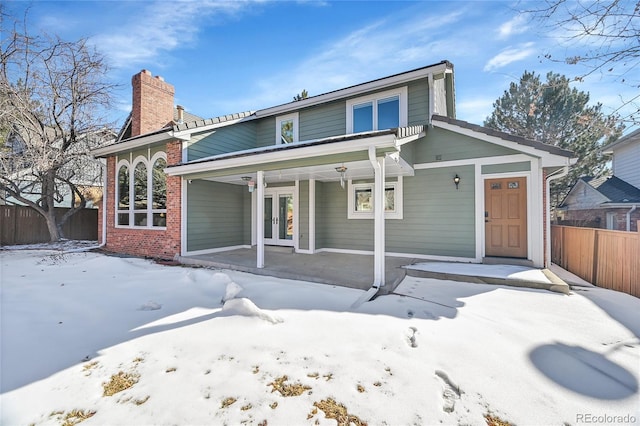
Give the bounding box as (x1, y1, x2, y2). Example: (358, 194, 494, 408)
(131, 69, 175, 137)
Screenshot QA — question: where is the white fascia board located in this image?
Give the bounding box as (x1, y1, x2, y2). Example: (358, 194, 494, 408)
(432, 120, 573, 166)
(173, 116, 252, 140)
(256, 64, 450, 118)
(92, 131, 173, 157)
(166, 134, 396, 176)
(395, 131, 426, 147)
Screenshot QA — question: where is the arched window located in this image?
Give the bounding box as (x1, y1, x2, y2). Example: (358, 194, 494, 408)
(115, 152, 167, 228)
(151, 157, 167, 226)
(117, 163, 130, 225)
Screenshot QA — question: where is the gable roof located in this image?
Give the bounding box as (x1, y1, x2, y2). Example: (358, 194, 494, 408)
(602, 127, 640, 154)
(583, 175, 640, 203)
(431, 115, 574, 158)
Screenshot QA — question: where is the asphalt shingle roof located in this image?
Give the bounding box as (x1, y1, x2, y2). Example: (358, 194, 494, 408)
(584, 175, 640, 203)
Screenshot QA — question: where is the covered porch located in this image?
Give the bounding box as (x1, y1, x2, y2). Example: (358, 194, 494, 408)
(177, 247, 416, 292)
(168, 127, 425, 291)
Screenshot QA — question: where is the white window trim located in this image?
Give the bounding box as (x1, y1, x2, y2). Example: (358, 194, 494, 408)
(347, 177, 403, 219)
(275, 112, 299, 145)
(346, 86, 408, 134)
(114, 152, 167, 229)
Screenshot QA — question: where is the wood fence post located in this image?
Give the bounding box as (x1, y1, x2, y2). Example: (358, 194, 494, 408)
(591, 229, 599, 285)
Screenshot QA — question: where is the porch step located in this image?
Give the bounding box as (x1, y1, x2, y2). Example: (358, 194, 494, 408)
(404, 268, 570, 294)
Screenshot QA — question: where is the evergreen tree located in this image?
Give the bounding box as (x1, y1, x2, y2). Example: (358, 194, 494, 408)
(484, 71, 623, 207)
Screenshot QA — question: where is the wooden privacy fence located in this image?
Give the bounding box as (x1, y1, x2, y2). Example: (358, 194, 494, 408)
(551, 223, 640, 298)
(0, 205, 98, 245)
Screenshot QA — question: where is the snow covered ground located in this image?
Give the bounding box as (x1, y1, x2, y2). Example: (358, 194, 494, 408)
(1, 249, 638, 426)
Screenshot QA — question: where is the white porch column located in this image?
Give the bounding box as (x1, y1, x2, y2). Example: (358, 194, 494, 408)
(373, 153, 386, 286)
(309, 179, 316, 253)
(256, 170, 265, 268)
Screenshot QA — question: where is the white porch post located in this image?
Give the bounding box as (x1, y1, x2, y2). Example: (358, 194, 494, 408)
(373, 152, 386, 286)
(309, 179, 316, 253)
(256, 170, 265, 268)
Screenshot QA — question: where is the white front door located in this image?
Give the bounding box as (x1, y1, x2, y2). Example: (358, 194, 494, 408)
(264, 188, 294, 246)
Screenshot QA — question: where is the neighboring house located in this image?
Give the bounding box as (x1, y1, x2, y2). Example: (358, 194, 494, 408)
(1, 128, 115, 208)
(93, 63, 574, 285)
(558, 128, 640, 231)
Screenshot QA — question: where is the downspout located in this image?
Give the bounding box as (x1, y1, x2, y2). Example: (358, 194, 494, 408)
(100, 158, 107, 248)
(351, 146, 385, 308)
(544, 166, 569, 268)
(427, 73, 434, 125)
(626, 205, 637, 231)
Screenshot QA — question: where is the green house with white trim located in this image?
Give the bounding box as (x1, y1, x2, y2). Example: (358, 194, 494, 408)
(93, 62, 574, 287)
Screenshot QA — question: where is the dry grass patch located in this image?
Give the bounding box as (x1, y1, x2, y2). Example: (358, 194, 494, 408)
(51, 409, 96, 426)
(82, 361, 99, 371)
(485, 413, 512, 426)
(357, 384, 365, 393)
(268, 375, 311, 397)
(102, 371, 140, 396)
(165, 367, 177, 373)
(314, 398, 367, 426)
(241, 403, 252, 411)
(221, 397, 237, 408)
(269, 402, 278, 409)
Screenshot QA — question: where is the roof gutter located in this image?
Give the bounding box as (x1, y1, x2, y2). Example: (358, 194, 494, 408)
(165, 134, 396, 177)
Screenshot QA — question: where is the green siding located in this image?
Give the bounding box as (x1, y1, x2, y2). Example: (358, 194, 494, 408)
(299, 100, 346, 140)
(187, 122, 257, 161)
(482, 161, 530, 174)
(415, 127, 518, 164)
(256, 117, 275, 148)
(387, 167, 475, 257)
(408, 78, 429, 126)
(316, 181, 374, 251)
(187, 180, 247, 251)
(298, 181, 309, 250)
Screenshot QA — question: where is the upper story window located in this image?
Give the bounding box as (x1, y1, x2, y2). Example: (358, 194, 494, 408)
(276, 112, 299, 144)
(116, 152, 167, 228)
(346, 87, 408, 134)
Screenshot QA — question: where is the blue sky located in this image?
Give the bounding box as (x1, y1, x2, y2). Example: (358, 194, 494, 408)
(6, 1, 638, 129)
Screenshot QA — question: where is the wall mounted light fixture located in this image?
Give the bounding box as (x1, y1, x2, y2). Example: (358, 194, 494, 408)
(453, 174, 461, 190)
(336, 165, 348, 189)
(242, 176, 255, 192)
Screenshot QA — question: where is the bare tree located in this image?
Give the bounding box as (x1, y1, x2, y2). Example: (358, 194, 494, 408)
(0, 10, 116, 241)
(525, 0, 640, 125)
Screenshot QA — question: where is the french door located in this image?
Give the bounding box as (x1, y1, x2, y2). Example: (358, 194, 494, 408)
(264, 189, 294, 246)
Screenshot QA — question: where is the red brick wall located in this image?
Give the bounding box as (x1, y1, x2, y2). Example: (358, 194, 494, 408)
(562, 208, 640, 232)
(131, 70, 175, 137)
(102, 141, 182, 260)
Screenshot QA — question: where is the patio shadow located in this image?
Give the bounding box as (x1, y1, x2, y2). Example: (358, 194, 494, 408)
(529, 342, 638, 400)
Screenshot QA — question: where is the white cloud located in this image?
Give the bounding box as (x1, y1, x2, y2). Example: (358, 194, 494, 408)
(456, 98, 495, 124)
(212, 9, 468, 113)
(91, 1, 250, 68)
(483, 42, 536, 71)
(497, 14, 528, 39)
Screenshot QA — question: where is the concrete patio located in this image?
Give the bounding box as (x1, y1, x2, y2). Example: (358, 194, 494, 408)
(178, 247, 417, 291)
(177, 246, 571, 295)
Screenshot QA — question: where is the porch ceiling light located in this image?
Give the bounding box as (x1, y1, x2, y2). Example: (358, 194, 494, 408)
(453, 174, 460, 190)
(336, 165, 348, 189)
